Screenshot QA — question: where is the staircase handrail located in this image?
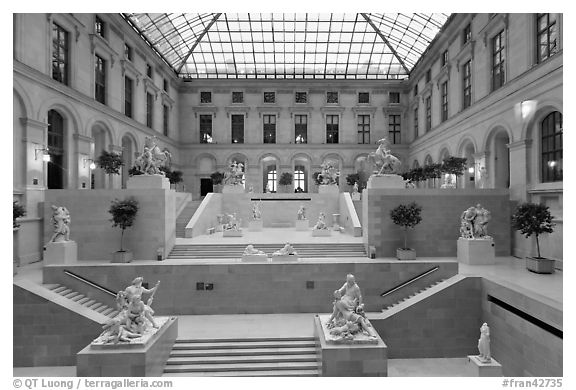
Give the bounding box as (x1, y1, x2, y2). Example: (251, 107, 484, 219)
(380, 266, 439, 297)
(63, 269, 117, 297)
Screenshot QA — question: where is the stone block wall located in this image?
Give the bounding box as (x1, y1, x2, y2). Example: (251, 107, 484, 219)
(13, 284, 102, 367)
(186, 193, 222, 237)
(363, 188, 511, 258)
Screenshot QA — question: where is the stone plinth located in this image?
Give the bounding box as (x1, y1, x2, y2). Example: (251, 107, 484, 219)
(44, 241, 77, 264)
(77, 317, 177, 377)
(223, 229, 243, 237)
(351, 193, 361, 201)
(295, 220, 309, 231)
(314, 315, 387, 376)
(111, 250, 133, 263)
(457, 238, 495, 265)
(318, 185, 339, 194)
(271, 254, 299, 262)
(396, 248, 416, 260)
(248, 220, 263, 231)
(127, 175, 170, 190)
(241, 254, 269, 262)
(467, 355, 503, 377)
(367, 174, 405, 189)
(312, 229, 331, 237)
(222, 185, 245, 194)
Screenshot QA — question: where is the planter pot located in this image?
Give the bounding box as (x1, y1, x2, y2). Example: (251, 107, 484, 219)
(396, 248, 416, 260)
(112, 250, 133, 263)
(525, 256, 555, 274)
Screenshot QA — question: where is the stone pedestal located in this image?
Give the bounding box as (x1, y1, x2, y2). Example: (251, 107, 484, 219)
(396, 248, 416, 260)
(111, 250, 133, 263)
(367, 174, 405, 189)
(351, 192, 361, 201)
(222, 184, 245, 194)
(271, 254, 299, 262)
(318, 184, 339, 194)
(457, 238, 495, 265)
(248, 220, 263, 231)
(295, 220, 309, 231)
(467, 355, 502, 377)
(312, 229, 331, 237)
(126, 175, 170, 190)
(241, 254, 269, 263)
(44, 241, 78, 264)
(223, 229, 243, 237)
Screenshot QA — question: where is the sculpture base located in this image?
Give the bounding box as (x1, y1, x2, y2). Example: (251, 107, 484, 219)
(318, 185, 339, 194)
(111, 250, 133, 263)
(271, 254, 299, 262)
(367, 174, 405, 189)
(396, 248, 416, 260)
(351, 192, 361, 201)
(223, 229, 243, 237)
(248, 220, 263, 231)
(295, 220, 309, 231)
(44, 241, 77, 265)
(467, 355, 502, 377)
(126, 175, 170, 190)
(457, 238, 495, 265)
(222, 185, 245, 194)
(312, 229, 331, 237)
(241, 254, 269, 263)
(317, 315, 379, 345)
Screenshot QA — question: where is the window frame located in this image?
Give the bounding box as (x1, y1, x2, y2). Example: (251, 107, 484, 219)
(536, 13, 559, 64)
(540, 111, 563, 183)
(326, 114, 340, 144)
(413, 107, 419, 139)
(124, 76, 133, 118)
(357, 114, 370, 144)
(146, 92, 154, 128)
(294, 114, 308, 144)
(463, 23, 472, 45)
(358, 92, 370, 104)
(441, 80, 448, 122)
(295, 91, 308, 104)
(491, 29, 506, 91)
(52, 22, 69, 85)
(326, 91, 339, 104)
(462, 60, 472, 110)
(124, 43, 133, 61)
(231, 114, 245, 144)
(389, 92, 400, 104)
(263, 91, 276, 104)
(199, 114, 213, 143)
(425, 95, 432, 132)
(263, 114, 277, 144)
(94, 54, 106, 105)
(388, 114, 401, 144)
(232, 91, 244, 104)
(441, 50, 449, 67)
(200, 91, 212, 104)
(163, 104, 169, 136)
(95, 15, 106, 39)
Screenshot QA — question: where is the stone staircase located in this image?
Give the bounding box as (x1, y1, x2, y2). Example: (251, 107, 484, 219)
(382, 279, 447, 312)
(168, 243, 366, 259)
(176, 200, 203, 238)
(43, 283, 119, 319)
(163, 336, 320, 377)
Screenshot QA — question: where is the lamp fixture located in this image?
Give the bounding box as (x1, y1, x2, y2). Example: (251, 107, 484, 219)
(83, 158, 97, 170)
(35, 147, 50, 162)
(468, 166, 475, 174)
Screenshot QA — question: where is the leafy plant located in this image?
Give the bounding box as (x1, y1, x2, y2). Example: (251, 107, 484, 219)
(13, 201, 26, 228)
(210, 171, 225, 185)
(279, 172, 293, 186)
(159, 166, 183, 184)
(108, 197, 139, 252)
(390, 202, 423, 249)
(96, 151, 124, 175)
(511, 203, 554, 259)
(441, 156, 468, 176)
(128, 166, 143, 176)
(346, 172, 368, 191)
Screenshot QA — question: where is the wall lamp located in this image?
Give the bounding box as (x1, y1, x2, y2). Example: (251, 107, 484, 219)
(35, 147, 51, 162)
(83, 158, 96, 170)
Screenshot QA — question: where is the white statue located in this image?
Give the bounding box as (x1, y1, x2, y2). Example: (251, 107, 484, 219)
(477, 322, 491, 363)
(297, 205, 307, 220)
(326, 274, 372, 340)
(318, 161, 340, 185)
(133, 136, 171, 175)
(352, 182, 359, 194)
(47, 205, 71, 243)
(243, 244, 265, 255)
(272, 243, 298, 256)
(367, 138, 402, 175)
(223, 161, 245, 186)
(440, 173, 456, 189)
(223, 213, 241, 231)
(313, 212, 328, 230)
(479, 166, 488, 189)
(252, 201, 262, 221)
(460, 204, 492, 239)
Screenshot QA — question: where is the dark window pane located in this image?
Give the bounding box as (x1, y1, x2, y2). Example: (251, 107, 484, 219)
(146, 92, 153, 127)
(95, 55, 106, 104)
(264, 92, 275, 103)
(263, 115, 276, 143)
(200, 91, 212, 103)
(295, 92, 307, 103)
(232, 91, 243, 103)
(52, 23, 69, 85)
(358, 92, 369, 104)
(327, 92, 338, 104)
(231, 114, 244, 143)
(199, 115, 213, 143)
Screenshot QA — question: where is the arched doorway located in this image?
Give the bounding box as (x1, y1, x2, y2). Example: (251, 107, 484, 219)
(197, 154, 216, 196)
(486, 128, 510, 189)
(261, 155, 279, 193)
(47, 110, 65, 189)
(121, 135, 135, 189)
(91, 125, 109, 189)
(292, 154, 311, 193)
(460, 141, 476, 189)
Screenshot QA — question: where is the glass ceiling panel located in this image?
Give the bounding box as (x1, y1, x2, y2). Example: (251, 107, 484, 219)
(123, 13, 450, 79)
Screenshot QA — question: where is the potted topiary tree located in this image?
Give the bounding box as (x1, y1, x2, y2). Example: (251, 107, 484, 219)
(511, 202, 555, 273)
(13, 201, 26, 275)
(278, 172, 293, 193)
(109, 197, 139, 263)
(160, 166, 184, 190)
(96, 151, 124, 175)
(390, 202, 423, 260)
(210, 171, 225, 193)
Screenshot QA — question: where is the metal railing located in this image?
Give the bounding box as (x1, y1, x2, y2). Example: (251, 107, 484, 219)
(380, 266, 439, 297)
(63, 270, 117, 297)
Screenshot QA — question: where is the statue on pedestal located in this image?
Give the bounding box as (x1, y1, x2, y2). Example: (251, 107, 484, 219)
(367, 138, 402, 175)
(223, 213, 241, 231)
(460, 204, 492, 239)
(252, 201, 262, 221)
(313, 212, 329, 230)
(243, 244, 265, 255)
(47, 205, 71, 244)
(223, 161, 245, 186)
(272, 243, 298, 256)
(318, 161, 340, 185)
(352, 182, 359, 195)
(477, 322, 491, 363)
(479, 166, 488, 189)
(133, 136, 171, 175)
(297, 205, 307, 220)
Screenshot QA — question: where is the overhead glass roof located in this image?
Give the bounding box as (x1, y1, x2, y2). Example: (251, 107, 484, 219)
(123, 13, 450, 80)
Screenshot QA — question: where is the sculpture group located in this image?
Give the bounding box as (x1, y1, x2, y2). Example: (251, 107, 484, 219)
(252, 201, 263, 220)
(317, 161, 340, 185)
(223, 161, 245, 186)
(460, 204, 491, 239)
(47, 205, 71, 244)
(133, 136, 171, 175)
(367, 138, 402, 175)
(297, 205, 307, 220)
(223, 213, 241, 231)
(313, 212, 329, 230)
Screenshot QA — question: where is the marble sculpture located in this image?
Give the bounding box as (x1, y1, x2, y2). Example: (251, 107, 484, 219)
(223, 213, 241, 231)
(133, 136, 171, 175)
(223, 161, 245, 185)
(313, 212, 329, 230)
(297, 205, 307, 220)
(460, 204, 492, 239)
(252, 201, 262, 220)
(352, 182, 359, 194)
(367, 138, 402, 175)
(272, 243, 298, 256)
(318, 161, 340, 185)
(243, 244, 265, 255)
(477, 322, 492, 363)
(47, 205, 71, 243)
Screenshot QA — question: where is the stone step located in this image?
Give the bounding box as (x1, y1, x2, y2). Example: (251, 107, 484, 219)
(173, 340, 316, 350)
(101, 307, 115, 316)
(52, 286, 68, 294)
(163, 368, 319, 377)
(175, 336, 315, 343)
(58, 288, 73, 296)
(166, 353, 317, 365)
(163, 361, 318, 373)
(70, 293, 86, 302)
(170, 346, 318, 358)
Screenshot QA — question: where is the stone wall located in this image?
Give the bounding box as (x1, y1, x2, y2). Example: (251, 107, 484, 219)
(185, 193, 222, 237)
(44, 189, 175, 261)
(363, 188, 511, 258)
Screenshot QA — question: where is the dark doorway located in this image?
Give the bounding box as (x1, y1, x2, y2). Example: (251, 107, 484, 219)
(47, 109, 64, 189)
(200, 178, 213, 196)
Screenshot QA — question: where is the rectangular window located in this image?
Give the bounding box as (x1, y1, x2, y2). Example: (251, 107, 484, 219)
(263, 91, 276, 103)
(413, 84, 418, 97)
(326, 115, 339, 144)
(124, 43, 132, 61)
(163, 105, 169, 136)
(146, 92, 153, 128)
(94, 55, 106, 104)
(441, 50, 448, 67)
(231, 114, 244, 144)
(200, 91, 212, 104)
(462, 60, 472, 109)
(426, 69, 431, 83)
(389, 92, 400, 104)
(124, 76, 133, 118)
(232, 91, 244, 103)
(294, 165, 306, 192)
(295, 115, 307, 144)
(146, 64, 153, 78)
(52, 23, 69, 85)
(492, 30, 506, 91)
(163, 79, 169, 93)
(263, 115, 276, 144)
(414, 107, 419, 138)
(389, 115, 401, 144)
(541, 111, 563, 182)
(358, 92, 370, 104)
(327, 91, 339, 104)
(295, 91, 307, 103)
(536, 14, 558, 63)
(441, 81, 448, 122)
(199, 115, 213, 143)
(463, 23, 472, 45)
(357, 115, 370, 144)
(95, 16, 105, 38)
(425, 96, 432, 132)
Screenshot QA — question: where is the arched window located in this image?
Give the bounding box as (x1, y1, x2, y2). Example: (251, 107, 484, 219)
(541, 111, 562, 182)
(294, 165, 305, 192)
(266, 169, 277, 192)
(47, 110, 65, 189)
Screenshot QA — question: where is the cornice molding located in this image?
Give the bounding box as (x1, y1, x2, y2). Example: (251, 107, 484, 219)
(90, 34, 118, 68)
(20, 118, 48, 129)
(120, 59, 142, 85)
(480, 14, 509, 47)
(73, 133, 94, 143)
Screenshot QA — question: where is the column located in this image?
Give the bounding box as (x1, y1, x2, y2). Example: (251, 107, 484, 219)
(507, 139, 532, 201)
(74, 134, 94, 190)
(20, 118, 48, 219)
